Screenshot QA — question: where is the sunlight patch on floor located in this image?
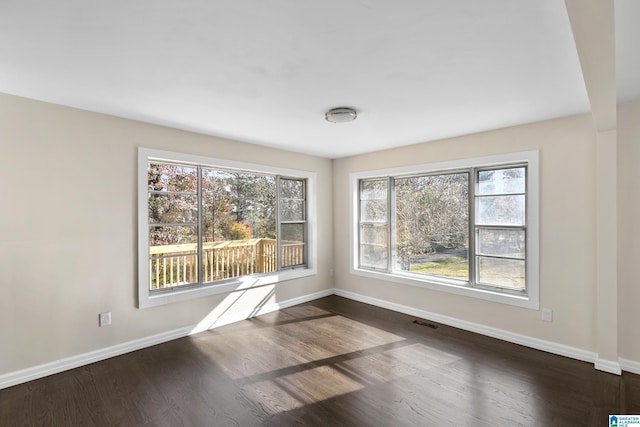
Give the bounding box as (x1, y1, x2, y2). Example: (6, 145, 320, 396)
(239, 342, 461, 414)
(204, 315, 406, 380)
(340, 342, 462, 383)
(242, 365, 365, 414)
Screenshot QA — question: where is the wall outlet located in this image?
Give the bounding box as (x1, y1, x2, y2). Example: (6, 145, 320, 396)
(99, 311, 112, 327)
(541, 308, 553, 322)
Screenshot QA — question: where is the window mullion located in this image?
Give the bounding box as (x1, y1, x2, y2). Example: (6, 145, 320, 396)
(197, 166, 203, 285)
(388, 176, 394, 273)
(276, 176, 282, 271)
(357, 180, 362, 269)
(302, 179, 308, 266)
(469, 167, 477, 288)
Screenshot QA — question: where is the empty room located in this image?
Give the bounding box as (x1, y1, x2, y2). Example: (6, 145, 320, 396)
(1, 0, 639, 425)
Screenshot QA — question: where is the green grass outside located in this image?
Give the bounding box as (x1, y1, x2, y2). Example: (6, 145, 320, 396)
(410, 255, 524, 289)
(410, 256, 469, 280)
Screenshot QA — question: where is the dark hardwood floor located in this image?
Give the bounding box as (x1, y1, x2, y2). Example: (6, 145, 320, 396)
(2, 295, 638, 426)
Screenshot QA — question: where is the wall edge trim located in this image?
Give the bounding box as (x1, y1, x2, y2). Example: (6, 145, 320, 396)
(594, 357, 622, 375)
(619, 358, 640, 375)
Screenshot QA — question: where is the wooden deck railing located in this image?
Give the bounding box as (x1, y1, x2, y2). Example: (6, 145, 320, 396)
(149, 238, 303, 290)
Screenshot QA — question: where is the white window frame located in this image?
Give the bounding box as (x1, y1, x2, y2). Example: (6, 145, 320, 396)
(350, 151, 539, 310)
(138, 147, 317, 308)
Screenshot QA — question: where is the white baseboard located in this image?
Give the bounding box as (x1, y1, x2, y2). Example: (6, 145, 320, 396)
(0, 326, 194, 390)
(595, 357, 622, 375)
(333, 288, 599, 365)
(0, 288, 333, 390)
(3, 287, 636, 390)
(620, 358, 640, 375)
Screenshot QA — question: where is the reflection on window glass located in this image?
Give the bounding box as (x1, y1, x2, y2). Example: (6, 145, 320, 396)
(361, 180, 387, 200)
(477, 229, 525, 259)
(359, 179, 389, 270)
(360, 224, 387, 246)
(281, 223, 304, 242)
(476, 195, 525, 226)
(478, 167, 525, 195)
(278, 178, 306, 268)
(280, 179, 303, 199)
(477, 257, 525, 290)
(361, 200, 387, 222)
(360, 244, 388, 270)
(475, 166, 527, 291)
(280, 199, 304, 222)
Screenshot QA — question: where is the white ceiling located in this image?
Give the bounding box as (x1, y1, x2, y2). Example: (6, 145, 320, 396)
(0, 0, 637, 158)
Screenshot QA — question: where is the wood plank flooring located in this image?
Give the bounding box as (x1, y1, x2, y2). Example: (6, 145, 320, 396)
(1, 295, 639, 426)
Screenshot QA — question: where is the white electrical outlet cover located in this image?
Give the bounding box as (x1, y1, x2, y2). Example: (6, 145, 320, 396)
(99, 312, 111, 326)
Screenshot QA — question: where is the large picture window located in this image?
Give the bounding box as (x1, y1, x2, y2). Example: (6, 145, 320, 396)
(139, 148, 316, 308)
(352, 151, 539, 309)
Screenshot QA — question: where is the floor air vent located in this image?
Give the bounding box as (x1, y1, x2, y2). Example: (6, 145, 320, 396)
(413, 319, 438, 329)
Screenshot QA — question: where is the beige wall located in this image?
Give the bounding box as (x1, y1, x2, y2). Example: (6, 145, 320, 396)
(1, 91, 637, 377)
(618, 101, 640, 362)
(0, 93, 334, 375)
(333, 114, 598, 351)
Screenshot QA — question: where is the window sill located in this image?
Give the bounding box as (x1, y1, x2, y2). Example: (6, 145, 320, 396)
(138, 268, 316, 309)
(351, 267, 538, 310)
